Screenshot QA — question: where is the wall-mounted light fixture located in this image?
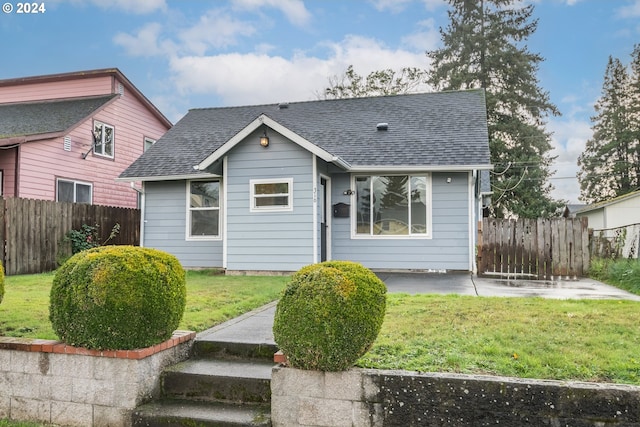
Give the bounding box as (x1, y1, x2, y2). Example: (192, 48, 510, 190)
(343, 189, 354, 196)
(259, 130, 269, 147)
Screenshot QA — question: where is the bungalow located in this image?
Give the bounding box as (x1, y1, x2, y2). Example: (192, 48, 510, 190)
(118, 90, 492, 273)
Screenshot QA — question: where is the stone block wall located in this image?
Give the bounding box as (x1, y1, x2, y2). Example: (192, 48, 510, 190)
(271, 366, 640, 426)
(0, 331, 195, 426)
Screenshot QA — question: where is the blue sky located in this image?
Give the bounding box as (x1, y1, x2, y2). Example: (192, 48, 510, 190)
(1, 0, 639, 203)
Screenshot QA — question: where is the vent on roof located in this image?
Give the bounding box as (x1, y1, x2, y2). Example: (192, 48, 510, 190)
(278, 102, 289, 109)
(63, 136, 71, 151)
(376, 123, 389, 131)
(117, 83, 124, 96)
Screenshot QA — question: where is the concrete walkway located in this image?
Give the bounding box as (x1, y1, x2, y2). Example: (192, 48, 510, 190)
(196, 273, 640, 347)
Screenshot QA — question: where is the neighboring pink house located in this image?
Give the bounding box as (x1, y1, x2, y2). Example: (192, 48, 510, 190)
(0, 68, 171, 208)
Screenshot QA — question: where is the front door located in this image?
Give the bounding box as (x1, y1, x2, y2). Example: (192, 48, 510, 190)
(319, 177, 330, 262)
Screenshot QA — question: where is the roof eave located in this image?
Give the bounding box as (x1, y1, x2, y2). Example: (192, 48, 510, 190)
(116, 172, 221, 182)
(346, 164, 493, 172)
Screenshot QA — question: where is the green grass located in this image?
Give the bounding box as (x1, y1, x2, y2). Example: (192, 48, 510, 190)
(2, 267, 640, 387)
(358, 294, 640, 385)
(0, 269, 288, 339)
(0, 421, 52, 427)
(589, 258, 640, 295)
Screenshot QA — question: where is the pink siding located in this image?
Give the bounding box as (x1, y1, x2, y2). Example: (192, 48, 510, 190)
(0, 76, 115, 103)
(2, 73, 170, 208)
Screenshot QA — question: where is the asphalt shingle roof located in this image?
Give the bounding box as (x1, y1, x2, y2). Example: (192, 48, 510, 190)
(120, 89, 490, 179)
(0, 95, 117, 140)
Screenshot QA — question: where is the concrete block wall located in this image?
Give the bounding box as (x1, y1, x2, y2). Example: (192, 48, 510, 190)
(271, 366, 640, 426)
(0, 331, 195, 426)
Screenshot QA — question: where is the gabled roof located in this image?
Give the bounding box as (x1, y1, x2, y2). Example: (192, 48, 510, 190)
(0, 68, 172, 129)
(575, 190, 640, 214)
(119, 89, 491, 181)
(0, 95, 117, 144)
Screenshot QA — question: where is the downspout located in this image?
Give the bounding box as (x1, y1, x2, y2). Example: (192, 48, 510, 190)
(312, 154, 318, 264)
(469, 171, 477, 274)
(223, 156, 228, 269)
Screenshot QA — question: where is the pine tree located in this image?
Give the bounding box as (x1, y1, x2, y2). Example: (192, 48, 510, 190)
(577, 55, 637, 204)
(426, 0, 563, 218)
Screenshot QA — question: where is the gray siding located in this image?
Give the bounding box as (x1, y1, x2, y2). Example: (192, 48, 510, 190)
(330, 172, 472, 271)
(225, 130, 315, 271)
(143, 180, 223, 268)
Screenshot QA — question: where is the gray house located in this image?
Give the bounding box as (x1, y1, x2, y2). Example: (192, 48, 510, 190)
(119, 90, 491, 273)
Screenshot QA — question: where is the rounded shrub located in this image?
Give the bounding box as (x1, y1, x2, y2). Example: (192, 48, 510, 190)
(273, 261, 387, 371)
(49, 245, 186, 350)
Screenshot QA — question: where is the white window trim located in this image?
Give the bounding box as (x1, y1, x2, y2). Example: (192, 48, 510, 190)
(186, 179, 222, 241)
(250, 178, 294, 212)
(56, 178, 93, 204)
(350, 173, 432, 239)
(93, 120, 115, 158)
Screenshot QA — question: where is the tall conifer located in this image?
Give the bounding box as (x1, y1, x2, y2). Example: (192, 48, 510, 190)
(427, 0, 562, 218)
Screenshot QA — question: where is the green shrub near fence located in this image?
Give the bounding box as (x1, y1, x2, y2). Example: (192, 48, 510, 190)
(49, 245, 186, 350)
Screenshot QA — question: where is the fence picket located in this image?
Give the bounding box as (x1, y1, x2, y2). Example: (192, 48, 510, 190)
(478, 217, 589, 279)
(1, 197, 140, 275)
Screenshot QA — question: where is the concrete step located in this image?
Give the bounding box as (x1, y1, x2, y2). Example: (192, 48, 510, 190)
(132, 399, 271, 426)
(162, 358, 275, 403)
(192, 339, 278, 361)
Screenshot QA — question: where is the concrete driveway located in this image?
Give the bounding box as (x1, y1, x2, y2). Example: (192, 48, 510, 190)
(375, 272, 640, 301)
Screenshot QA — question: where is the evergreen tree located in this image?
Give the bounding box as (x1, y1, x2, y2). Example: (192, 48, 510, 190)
(426, 0, 563, 218)
(578, 53, 638, 203)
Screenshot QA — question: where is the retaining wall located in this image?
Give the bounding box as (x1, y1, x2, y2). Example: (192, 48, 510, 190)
(271, 366, 640, 426)
(0, 331, 195, 426)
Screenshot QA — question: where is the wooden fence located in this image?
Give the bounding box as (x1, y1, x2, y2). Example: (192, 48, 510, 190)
(0, 197, 140, 275)
(478, 217, 590, 280)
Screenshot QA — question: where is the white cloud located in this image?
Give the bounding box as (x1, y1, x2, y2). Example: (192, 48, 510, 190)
(113, 23, 169, 57)
(371, 0, 445, 13)
(401, 18, 440, 51)
(168, 35, 431, 106)
(62, 0, 167, 14)
(231, 0, 311, 27)
(615, 0, 640, 18)
(547, 118, 592, 203)
(178, 9, 256, 55)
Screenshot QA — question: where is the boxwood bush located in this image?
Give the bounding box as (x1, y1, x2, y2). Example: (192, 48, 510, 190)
(273, 261, 387, 371)
(49, 245, 186, 350)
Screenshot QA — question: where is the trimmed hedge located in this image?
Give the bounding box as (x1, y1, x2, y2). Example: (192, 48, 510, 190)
(273, 261, 387, 371)
(49, 245, 186, 350)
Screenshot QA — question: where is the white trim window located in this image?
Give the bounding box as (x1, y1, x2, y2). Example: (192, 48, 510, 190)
(187, 180, 221, 239)
(250, 178, 293, 212)
(354, 174, 431, 237)
(57, 178, 92, 204)
(93, 121, 114, 158)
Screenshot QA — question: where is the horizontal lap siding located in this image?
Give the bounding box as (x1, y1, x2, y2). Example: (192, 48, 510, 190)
(226, 131, 314, 271)
(330, 172, 471, 271)
(144, 181, 222, 268)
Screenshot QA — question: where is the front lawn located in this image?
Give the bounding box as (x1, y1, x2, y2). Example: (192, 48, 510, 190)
(0, 270, 288, 339)
(1, 269, 640, 386)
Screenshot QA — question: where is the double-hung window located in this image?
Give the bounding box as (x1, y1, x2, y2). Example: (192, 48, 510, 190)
(93, 121, 114, 158)
(188, 180, 220, 239)
(57, 178, 92, 204)
(355, 174, 430, 237)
